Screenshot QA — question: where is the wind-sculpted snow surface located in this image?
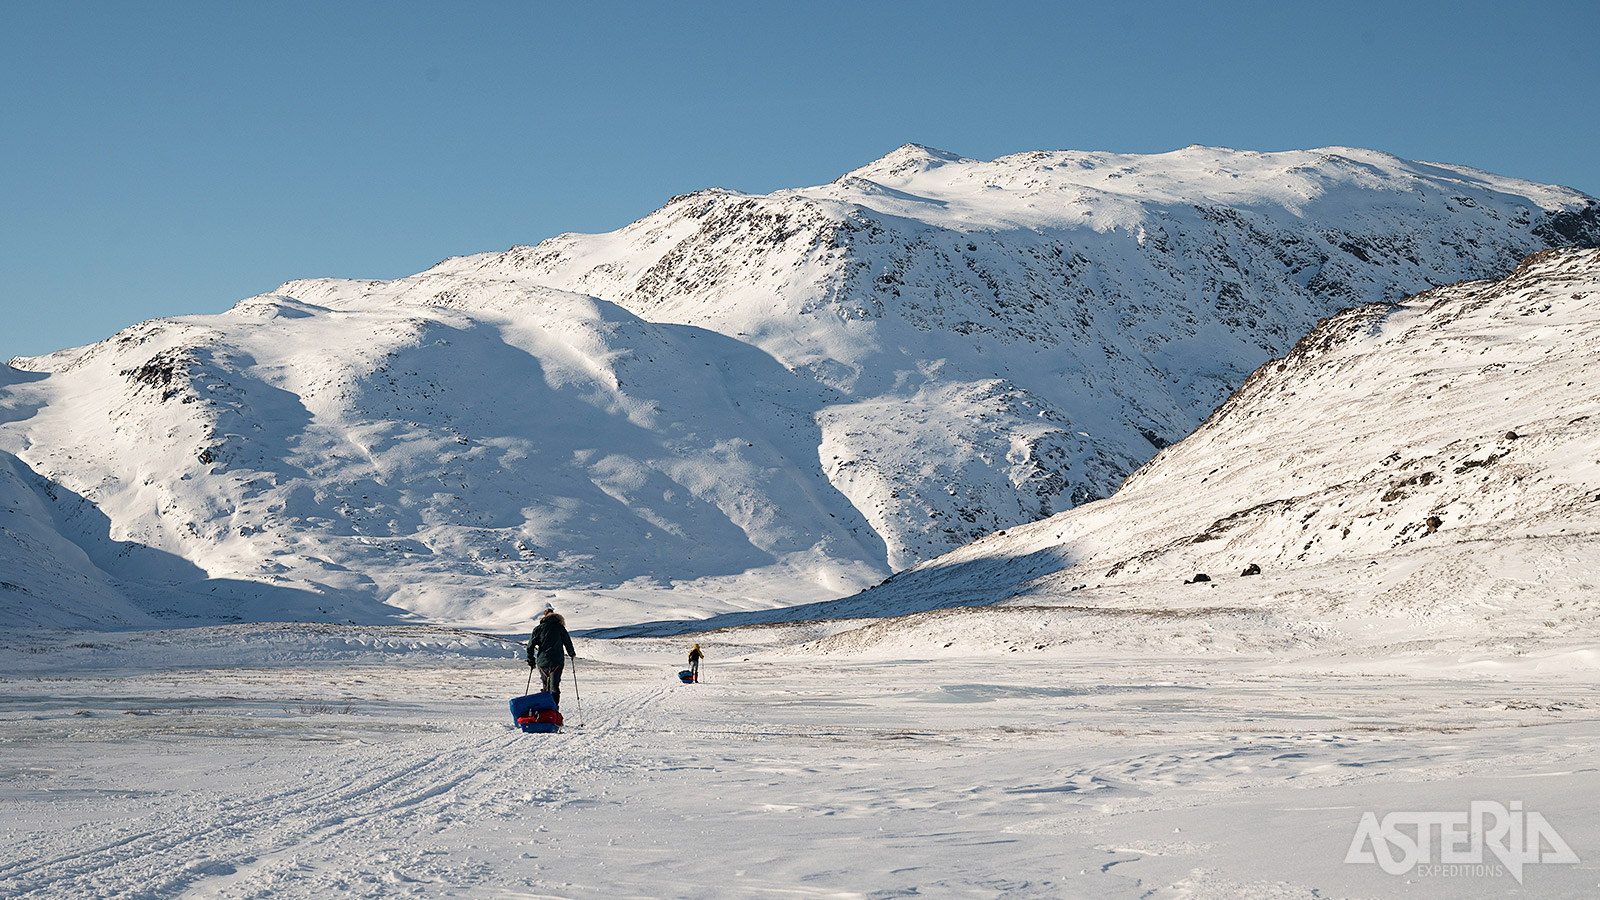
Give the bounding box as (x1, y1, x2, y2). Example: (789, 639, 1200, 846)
(2, 146, 1596, 627)
(3, 626, 1598, 899)
(865, 248, 1600, 627)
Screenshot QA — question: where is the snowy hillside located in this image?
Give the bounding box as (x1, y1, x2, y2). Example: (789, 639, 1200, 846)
(0, 448, 150, 629)
(0, 287, 887, 628)
(3, 146, 1596, 629)
(427, 144, 1598, 564)
(847, 247, 1600, 646)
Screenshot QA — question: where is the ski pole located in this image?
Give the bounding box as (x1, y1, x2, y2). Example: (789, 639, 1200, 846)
(525, 662, 534, 696)
(570, 654, 581, 724)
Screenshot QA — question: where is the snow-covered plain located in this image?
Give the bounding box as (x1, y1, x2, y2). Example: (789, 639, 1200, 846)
(3, 620, 1597, 899)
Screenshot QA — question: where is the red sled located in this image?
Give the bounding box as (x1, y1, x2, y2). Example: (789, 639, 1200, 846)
(516, 709, 563, 732)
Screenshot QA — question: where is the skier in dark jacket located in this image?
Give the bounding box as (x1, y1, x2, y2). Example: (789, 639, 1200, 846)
(687, 643, 703, 682)
(527, 604, 577, 706)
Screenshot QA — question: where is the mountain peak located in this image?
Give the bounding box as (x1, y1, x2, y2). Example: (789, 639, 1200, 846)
(837, 143, 970, 183)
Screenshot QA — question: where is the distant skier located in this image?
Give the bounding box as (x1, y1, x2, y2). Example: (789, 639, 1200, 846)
(527, 603, 577, 706)
(688, 644, 703, 682)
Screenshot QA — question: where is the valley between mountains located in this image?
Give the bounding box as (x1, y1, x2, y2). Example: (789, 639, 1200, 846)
(6, 145, 1600, 900)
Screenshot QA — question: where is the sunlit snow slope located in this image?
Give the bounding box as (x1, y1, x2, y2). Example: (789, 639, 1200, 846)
(862, 248, 1600, 629)
(3, 146, 1596, 628)
(430, 144, 1598, 565)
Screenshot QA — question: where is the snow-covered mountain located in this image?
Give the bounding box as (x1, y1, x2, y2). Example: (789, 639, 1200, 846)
(845, 247, 1600, 634)
(3, 146, 1596, 628)
(425, 144, 1596, 563)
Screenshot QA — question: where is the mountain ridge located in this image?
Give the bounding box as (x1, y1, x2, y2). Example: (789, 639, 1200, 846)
(4, 146, 1597, 628)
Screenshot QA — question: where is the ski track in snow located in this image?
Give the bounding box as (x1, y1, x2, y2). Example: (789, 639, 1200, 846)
(3, 632, 1599, 899)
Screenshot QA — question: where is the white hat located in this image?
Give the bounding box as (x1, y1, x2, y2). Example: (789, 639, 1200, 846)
(542, 602, 555, 614)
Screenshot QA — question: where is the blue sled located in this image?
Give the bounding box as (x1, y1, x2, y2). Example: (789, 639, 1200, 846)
(510, 692, 562, 732)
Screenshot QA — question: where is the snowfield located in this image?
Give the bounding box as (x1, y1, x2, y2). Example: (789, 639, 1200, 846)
(2, 623, 1597, 899)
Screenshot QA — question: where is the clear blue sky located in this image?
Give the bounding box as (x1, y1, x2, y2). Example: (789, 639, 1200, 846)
(4, 0, 1596, 360)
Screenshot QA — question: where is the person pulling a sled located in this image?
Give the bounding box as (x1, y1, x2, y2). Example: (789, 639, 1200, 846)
(688, 643, 703, 682)
(528, 603, 577, 706)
